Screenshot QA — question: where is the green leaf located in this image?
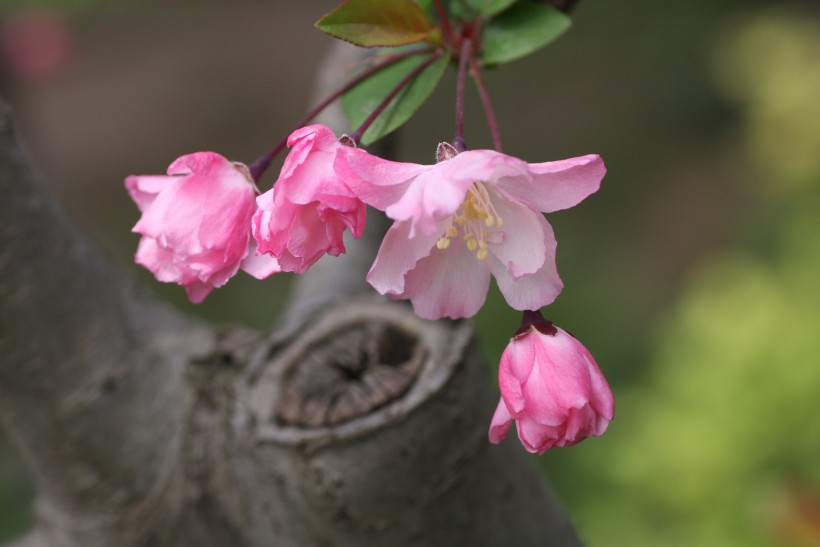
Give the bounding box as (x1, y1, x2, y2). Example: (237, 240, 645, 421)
(343, 52, 450, 144)
(316, 0, 436, 48)
(465, 0, 516, 18)
(480, 3, 571, 65)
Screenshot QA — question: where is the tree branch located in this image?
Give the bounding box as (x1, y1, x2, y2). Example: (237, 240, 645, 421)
(0, 99, 213, 544)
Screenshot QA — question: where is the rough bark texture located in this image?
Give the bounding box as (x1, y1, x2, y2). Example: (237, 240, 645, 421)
(0, 43, 582, 546)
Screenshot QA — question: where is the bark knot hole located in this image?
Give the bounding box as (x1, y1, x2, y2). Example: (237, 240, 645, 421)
(276, 322, 424, 427)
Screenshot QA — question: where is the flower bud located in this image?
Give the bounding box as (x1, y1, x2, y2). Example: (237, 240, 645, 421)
(489, 312, 614, 454)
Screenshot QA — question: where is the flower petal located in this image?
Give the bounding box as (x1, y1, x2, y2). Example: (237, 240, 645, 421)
(488, 399, 514, 444)
(487, 189, 547, 278)
(167, 151, 233, 176)
(401, 236, 491, 319)
(516, 415, 561, 455)
(383, 167, 474, 237)
(335, 147, 428, 211)
(498, 335, 537, 415)
(497, 154, 605, 213)
(489, 215, 562, 310)
(125, 175, 171, 212)
(240, 240, 281, 280)
(436, 149, 528, 184)
(366, 220, 440, 296)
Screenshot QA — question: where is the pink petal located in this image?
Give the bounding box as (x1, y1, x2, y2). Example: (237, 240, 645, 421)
(135, 236, 188, 283)
(366, 220, 440, 296)
(167, 151, 233, 176)
(276, 125, 355, 204)
(401, 235, 491, 320)
(125, 175, 172, 212)
(383, 167, 475, 237)
(487, 189, 547, 278)
(497, 154, 605, 213)
(516, 415, 561, 455)
(488, 399, 514, 444)
(498, 336, 537, 415)
(240, 241, 280, 280)
(184, 281, 213, 304)
(489, 215, 562, 310)
(436, 149, 528, 184)
(580, 347, 616, 421)
(335, 147, 428, 211)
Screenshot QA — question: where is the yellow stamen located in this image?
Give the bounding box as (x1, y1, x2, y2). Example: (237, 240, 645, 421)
(436, 238, 450, 250)
(476, 248, 488, 260)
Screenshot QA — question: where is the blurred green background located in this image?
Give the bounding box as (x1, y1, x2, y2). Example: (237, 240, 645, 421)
(2, 1, 819, 545)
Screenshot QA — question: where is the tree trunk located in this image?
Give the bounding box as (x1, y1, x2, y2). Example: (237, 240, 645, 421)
(0, 43, 581, 547)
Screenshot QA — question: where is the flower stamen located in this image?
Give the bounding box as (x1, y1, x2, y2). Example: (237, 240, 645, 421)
(437, 182, 504, 261)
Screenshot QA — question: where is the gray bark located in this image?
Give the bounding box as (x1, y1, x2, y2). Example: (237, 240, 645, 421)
(0, 43, 581, 546)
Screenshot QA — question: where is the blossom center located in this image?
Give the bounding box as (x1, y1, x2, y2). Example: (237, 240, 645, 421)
(436, 182, 504, 260)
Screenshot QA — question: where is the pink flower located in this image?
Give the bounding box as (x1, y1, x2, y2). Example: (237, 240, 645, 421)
(252, 125, 367, 274)
(126, 152, 279, 303)
(488, 314, 614, 454)
(336, 146, 605, 319)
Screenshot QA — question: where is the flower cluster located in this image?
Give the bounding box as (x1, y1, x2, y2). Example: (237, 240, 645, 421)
(125, 124, 613, 453)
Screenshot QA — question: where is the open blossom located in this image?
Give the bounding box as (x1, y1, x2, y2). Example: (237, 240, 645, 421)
(489, 314, 614, 454)
(252, 124, 367, 274)
(126, 152, 279, 303)
(336, 145, 605, 319)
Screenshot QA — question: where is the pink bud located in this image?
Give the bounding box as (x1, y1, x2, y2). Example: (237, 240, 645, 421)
(489, 316, 614, 454)
(252, 125, 367, 274)
(125, 152, 279, 303)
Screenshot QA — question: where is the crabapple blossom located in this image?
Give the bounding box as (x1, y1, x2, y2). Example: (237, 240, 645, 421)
(336, 144, 605, 319)
(126, 151, 279, 303)
(252, 124, 367, 274)
(488, 312, 614, 454)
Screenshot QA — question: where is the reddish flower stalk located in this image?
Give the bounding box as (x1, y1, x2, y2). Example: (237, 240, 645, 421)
(432, 0, 456, 46)
(249, 46, 435, 183)
(349, 50, 444, 144)
(453, 37, 472, 152)
(470, 58, 503, 152)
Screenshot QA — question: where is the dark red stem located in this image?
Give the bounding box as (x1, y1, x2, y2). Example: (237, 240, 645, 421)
(516, 310, 557, 337)
(349, 51, 443, 144)
(470, 58, 502, 152)
(452, 37, 472, 153)
(249, 46, 435, 183)
(432, 0, 456, 45)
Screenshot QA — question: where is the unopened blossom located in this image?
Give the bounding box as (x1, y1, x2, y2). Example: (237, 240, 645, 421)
(489, 313, 614, 454)
(126, 151, 279, 303)
(336, 144, 605, 319)
(252, 124, 367, 274)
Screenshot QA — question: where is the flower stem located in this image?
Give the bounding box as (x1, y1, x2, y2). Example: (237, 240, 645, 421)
(349, 50, 443, 145)
(470, 58, 503, 152)
(249, 46, 435, 183)
(516, 310, 557, 337)
(432, 0, 456, 46)
(452, 37, 472, 153)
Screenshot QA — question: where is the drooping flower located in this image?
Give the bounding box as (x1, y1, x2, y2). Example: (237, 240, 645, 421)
(252, 124, 367, 274)
(488, 312, 614, 454)
(126, 151, 279, 303)
(336, 144, 605, 319)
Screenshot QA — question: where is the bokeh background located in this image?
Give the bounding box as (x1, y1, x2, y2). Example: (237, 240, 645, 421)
(2, 1, 819, 545)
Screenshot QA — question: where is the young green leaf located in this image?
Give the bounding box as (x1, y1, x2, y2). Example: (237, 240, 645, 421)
(465, 0, 516, 18)
(317, 0, 437, 48)
(480, 3, 571, 65)
(343, 52, 450, 144)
